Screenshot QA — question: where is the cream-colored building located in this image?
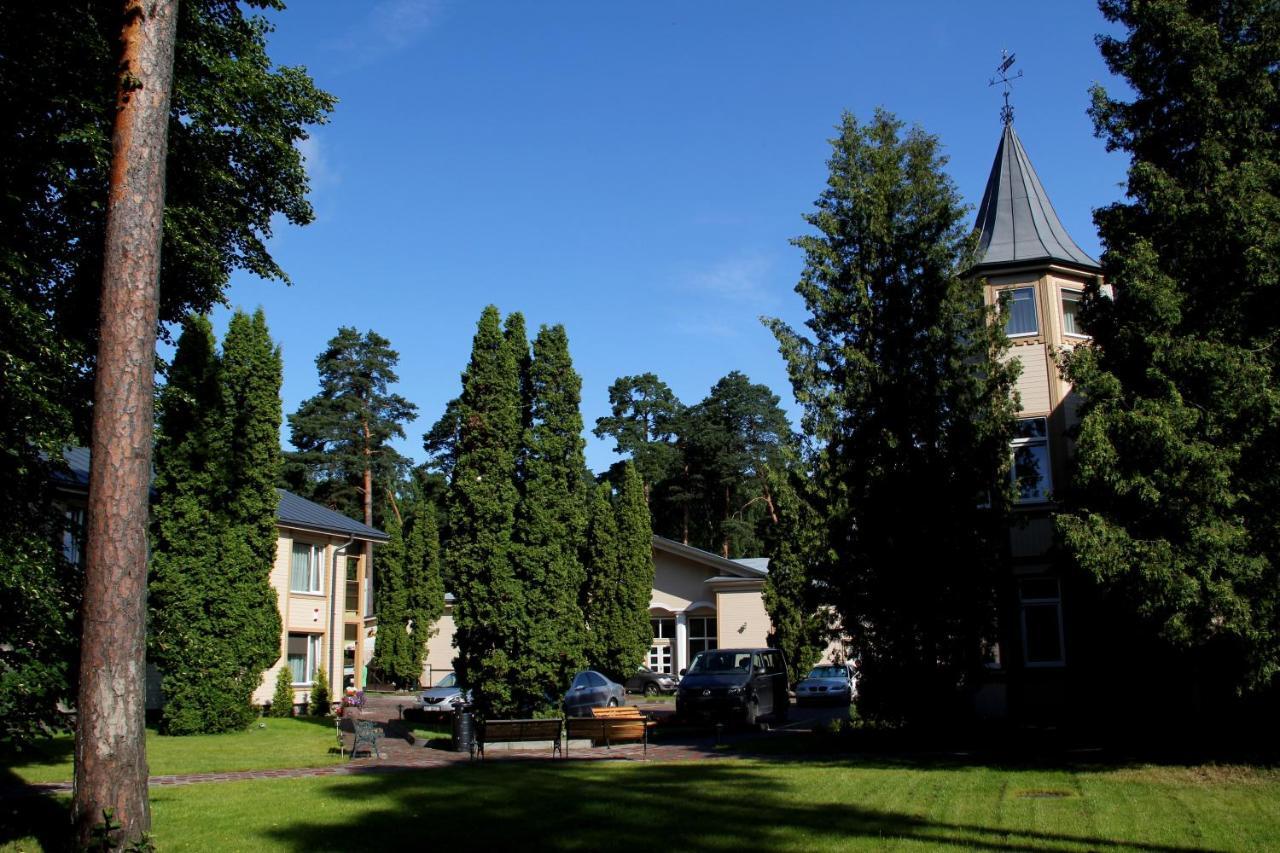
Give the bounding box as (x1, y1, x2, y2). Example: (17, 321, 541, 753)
(421, 535, 771, 686)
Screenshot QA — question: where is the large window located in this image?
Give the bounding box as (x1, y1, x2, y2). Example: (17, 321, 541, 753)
(1012, 418, 1052, 503)
(1061, 290, 1085, 337)
(1003, 287, 1038, 337)
(649, 616, 674, 674)
(688, 616, 717, 658)
(1019, 578, 1065, 666)
(287, 633, 322, 684)
(290, 542, 324, 594)
(344, 556, 360, 617)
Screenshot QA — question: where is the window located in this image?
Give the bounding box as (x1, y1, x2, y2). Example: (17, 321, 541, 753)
(1019, 578, 1065, 666)
(688, 616, 717, 658)
(1003, 287, 1038, 337)
(1011, 418, 1052, 503)
(1061, 290, 1086, 337)
(344, 556, 360, 617)
(650, 617, 674, 639)
(287, 633, 322, 684)
(62, 507, 86, 568)
(648, 644, 672, 673)
(364, 558, 374, 618)
(290, 542, 324, 594)
(343, 624, 357, 679)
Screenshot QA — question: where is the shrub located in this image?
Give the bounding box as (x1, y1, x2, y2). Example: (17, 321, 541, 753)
(309, 667, 330, 716)
(269, 666, 294, 717)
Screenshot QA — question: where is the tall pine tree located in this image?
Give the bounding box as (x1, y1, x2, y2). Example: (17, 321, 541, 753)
(1058, 0, 1280, 706)
(614, 462, 656, 681)
(447, 306, 525, 717)
(766, 110, 1019, 723)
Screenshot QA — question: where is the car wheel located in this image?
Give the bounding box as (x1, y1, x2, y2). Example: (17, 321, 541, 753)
(643, 683, 659, 698)
(608, 697, 618, 707)
(744, 699, 759, 728)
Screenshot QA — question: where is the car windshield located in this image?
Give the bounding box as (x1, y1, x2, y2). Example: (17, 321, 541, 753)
(806, 666, 847, 679)
(435, 673, 457, 688)
(688, 651, 751, 674)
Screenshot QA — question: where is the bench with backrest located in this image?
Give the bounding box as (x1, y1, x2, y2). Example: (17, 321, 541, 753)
(473, 717, 563, 761)
(345, 717, 382, 760)
(564, 706, 654, 756)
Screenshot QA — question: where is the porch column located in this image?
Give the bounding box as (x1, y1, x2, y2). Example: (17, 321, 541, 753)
(675, 612, 689, 674)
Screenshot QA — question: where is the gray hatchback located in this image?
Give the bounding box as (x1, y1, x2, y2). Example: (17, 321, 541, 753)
(562, 669, 626, 717)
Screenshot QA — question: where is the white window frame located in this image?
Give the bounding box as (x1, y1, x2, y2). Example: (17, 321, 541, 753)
(1061, 289, 1087, 338)
(1019, 578, 1065, 667)
(1002, 286, 1039, 338)
(1011, 417, 1052, 504)
(290, 541, 325, 595)
(288, 633, 322, 685)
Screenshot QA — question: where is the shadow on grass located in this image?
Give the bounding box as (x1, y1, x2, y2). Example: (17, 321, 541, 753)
(0, 771, 70, 851)
(248, 761, 1215, 853)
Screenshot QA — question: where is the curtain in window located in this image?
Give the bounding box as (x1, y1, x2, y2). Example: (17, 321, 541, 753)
(1005, 288, 1037, 335)
(287, 634, 309, 683)
(291, 543, 311, 591)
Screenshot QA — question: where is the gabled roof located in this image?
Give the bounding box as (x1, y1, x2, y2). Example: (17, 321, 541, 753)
(55, 447, 387, 542)
(972, 123, 1101, 275)
(652, 536, 768, 579)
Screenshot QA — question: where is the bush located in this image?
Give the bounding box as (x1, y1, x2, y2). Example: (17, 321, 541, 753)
(309, 667, 330, 716)
(268, 666, 294, 717)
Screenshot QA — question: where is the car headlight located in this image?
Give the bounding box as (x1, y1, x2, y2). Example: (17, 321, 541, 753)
(727, 686, 745, 696)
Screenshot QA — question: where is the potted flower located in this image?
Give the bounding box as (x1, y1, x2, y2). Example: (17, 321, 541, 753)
(339, 686, 365, 717)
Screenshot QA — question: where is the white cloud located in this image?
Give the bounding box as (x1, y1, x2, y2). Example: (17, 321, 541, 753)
(331, 0, 440, 65)
(687, 253, 774, 304)
(297, 134, 337, 190)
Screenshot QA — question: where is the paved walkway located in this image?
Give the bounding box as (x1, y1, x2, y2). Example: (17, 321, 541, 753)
(4, 694, 753, 800)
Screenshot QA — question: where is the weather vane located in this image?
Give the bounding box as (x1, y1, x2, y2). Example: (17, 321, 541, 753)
(989, 50, 1022, 126)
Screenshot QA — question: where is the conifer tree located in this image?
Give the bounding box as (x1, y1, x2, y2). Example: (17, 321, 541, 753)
(367, 500, 412, 686)
(406, 499, 446, 685)
(447, 306, 524, 716)
(309, 667, 330, 716)
(762, 467, 828, 682)
(583, 482, 623, 674)
(1058, 0, 1280, 703)
(766, 110, 1019, 722)
(150, 309, 283, 734)
(269, 666, 294, 717)
(370, 492, 445, 687)
(511, 325, 589, 707)
(613, 462, 656, 680)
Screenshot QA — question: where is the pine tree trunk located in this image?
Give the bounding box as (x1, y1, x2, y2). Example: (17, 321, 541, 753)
(73, 0, 178, 846)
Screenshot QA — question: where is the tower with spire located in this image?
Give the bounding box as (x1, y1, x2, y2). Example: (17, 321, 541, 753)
(970, 55, 1104, 720)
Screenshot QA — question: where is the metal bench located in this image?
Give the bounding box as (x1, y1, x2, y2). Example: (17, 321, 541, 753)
(349, 718, 383, 760)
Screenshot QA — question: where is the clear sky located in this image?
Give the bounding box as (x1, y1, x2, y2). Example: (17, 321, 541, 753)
(209, 1, 1130, 475)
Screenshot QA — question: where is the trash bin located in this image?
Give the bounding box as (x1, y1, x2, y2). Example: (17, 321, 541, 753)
(452, 710, 475, 754)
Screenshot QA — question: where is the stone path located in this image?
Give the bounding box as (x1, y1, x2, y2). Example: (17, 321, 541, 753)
(3, 694, 747, 800)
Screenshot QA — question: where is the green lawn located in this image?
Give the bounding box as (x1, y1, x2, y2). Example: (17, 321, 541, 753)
(0, 717, 342, 785)
(5, 759, 1278, 851)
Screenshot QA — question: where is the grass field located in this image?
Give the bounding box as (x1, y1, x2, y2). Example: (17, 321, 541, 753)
(0, 717, 342, 785)
(4, 758, 1278, 851)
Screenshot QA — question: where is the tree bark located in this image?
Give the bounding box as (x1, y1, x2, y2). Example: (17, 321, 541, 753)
(73, 0, 178, 846)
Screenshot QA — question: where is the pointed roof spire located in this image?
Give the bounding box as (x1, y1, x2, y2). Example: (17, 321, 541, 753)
(972, 123, 1101, 274)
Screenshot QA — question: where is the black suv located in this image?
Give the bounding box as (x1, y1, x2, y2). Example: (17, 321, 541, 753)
(675, 647, 788, 726)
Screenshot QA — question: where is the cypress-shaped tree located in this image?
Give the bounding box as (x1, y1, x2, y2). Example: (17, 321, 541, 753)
(368, 500, 412, 686)
(614, 462, 656, 680)
(766, 110, 1019, 723)
(762, 466, 828, 683)
(583, 481, 623, 674)
(447, 306, 524, 717)
(511, 325, 589, 708)
(405, 499, 445, 685)
(269, 665, 295, 717)
(150, 315, 224, 734)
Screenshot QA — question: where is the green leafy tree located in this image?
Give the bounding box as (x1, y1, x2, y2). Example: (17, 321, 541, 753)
(511, 325, 589, 708)
(766, 110, 1019, 723)
(269, 666, 295, 718)
(594, 374, 684, 501)
(0, 0, 332, 741)
(286, 328, 418, 528)
(150, 310, 283, 735)
(447, 306, 525, 717)
(1058, 0, 1280, 704)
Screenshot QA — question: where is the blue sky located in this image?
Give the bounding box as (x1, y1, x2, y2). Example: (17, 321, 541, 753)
(210, 1, 1130, 475)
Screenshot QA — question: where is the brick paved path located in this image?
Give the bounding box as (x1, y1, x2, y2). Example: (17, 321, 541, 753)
(3, 693, 743, 800)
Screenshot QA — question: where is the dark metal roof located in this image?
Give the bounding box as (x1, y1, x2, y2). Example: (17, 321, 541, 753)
(55, 447, 387, 541)
(972, 123, 1101, 275)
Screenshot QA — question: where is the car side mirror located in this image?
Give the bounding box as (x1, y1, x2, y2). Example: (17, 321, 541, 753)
(679, 668, 687, 676)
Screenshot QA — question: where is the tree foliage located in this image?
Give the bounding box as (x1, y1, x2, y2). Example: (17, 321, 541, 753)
(766, 110, 1019, 722)
(286, 328, 418, 527)
(762, 466, 829, 684)
(269, 665, 294, 718)
(369, 492, 444, 688)
(1058, 0, 1280, 700)
(150, 310, 283, 735)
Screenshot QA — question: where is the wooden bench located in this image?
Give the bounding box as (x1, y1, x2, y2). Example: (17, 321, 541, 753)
(473, 717, 563, 761)
(565, 706, 654, 756)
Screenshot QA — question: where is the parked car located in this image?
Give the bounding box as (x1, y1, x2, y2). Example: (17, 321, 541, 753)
(794, 663, 857, 706)
(624, 665, 679, 697)
(562, 669, 626, 717)
(675, 647, 788, 726)
(420, 672, 471, 716)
